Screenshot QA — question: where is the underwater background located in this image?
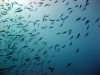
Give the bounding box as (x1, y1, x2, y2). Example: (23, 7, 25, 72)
(0, 0, 100, 75)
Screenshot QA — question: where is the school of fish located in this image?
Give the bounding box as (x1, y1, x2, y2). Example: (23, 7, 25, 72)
(0, 0, 100, 75)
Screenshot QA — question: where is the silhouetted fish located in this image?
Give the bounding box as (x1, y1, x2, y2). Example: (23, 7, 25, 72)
(75, 5, 78, 8)
(69, 42, 72, 47)
(76, 17, 81, 21)
(55, 0, 58, 3)
(70, 36, 73, 40)
(55, 44, 59, 50)
(67, 63, 72, 67)
(44, 4, 51, 7)
(87, 25, 89, 30)
(76, 33, 80, 39)
(76, 48, 79, 53)
(95, 18, 99, 23)
(15, 9, 23, 13)
(66, 2, 69, 5)
(47, 60, 51, 64)
(62, 0, 65, 3)
(79, 4, 82, 8)
(85, 20, 89, 25)
(68, 8, 72, 10)
(69, 10, 73, 14)
(62, 45, 66, 48)
(62, 31, 67, 34)
(56, 32, 61, 35)
(85, 32, 89, 37)
(48, 67, 54, 73)
(82, 17, 86, 21)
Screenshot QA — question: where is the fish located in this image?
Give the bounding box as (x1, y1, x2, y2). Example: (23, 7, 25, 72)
(69, 10, 73, 14)
(55, 0, 58, 3)
(48, 46, 53, 49)
(0, 69, 5, 71)
(82, 7, 86, 11)
(15, 7, 21, 10)
(57, 48, 60, 52)
(66, 2, 69, 5)
(41, 61, 44, 65)
(38, 2, 44, 4)
(56, 32, 61, 35)
(15, 9, 23, 13)
(95, 18, 99, 23)
(44, 4, 51, 7)
(43, 14, 46, 21)
(44, 42, 47, 46)
(22, 45, 28, 48)
(44, 55, 48, 59)
(87, 25, 89, 30)
(11, 1, 18, 7)
(68, 32, 71, 35)
(62, 0, 65, 3)
(28, 14, 31, 18)
(76, 48, 79, 53)
(75, 5, 78, 8)
(67, 63, 72, 67)
(85, 32, 89, 37)
(47, 60, 51, 64)
(63, 16, 69, 22)
(49, 19, 55, 21)
(35, 8, 38, 11)
(42, 41, 45, 44)
(62, 45, 66, 48)
(36, 32, 40, 35)
(76, 33, 80, 39)
(82, 17, 86, 21)
(17, 49, 22, 54)
(70, 36, 73, 40)
(12, 1, 18, 5)
(62, 31, 67, 34)
(69, 42, 72, 47)
(17, 23, 23, 25)
(84, 2, 89, 7)
(68, 8, 72, 11)
(1, 11, 7, 15)
(48, 67, 54, 73)
(29, 2, 32, 5)
(60, 14, 64, 19)
(60, 23, 63, 27)
(85, 20, 89, 25)
(25, 57, 30, 62)
(18, 15, 24, 19)
(49, 26, 53, 28)
(7, 35, 14, 36)
(34, 56, 41, 61)
(43, 51, 47, 55)
(0, 30, 6, 33)
(79, 4, 82, 8)
(69, 29, 72, 32)
(76, 17, 81, 21)
(55, 44, 59, 50)
(33, 1, 37, 4)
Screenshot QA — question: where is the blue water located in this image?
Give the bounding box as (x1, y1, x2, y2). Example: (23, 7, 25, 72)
(0, 0, 100, 75)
